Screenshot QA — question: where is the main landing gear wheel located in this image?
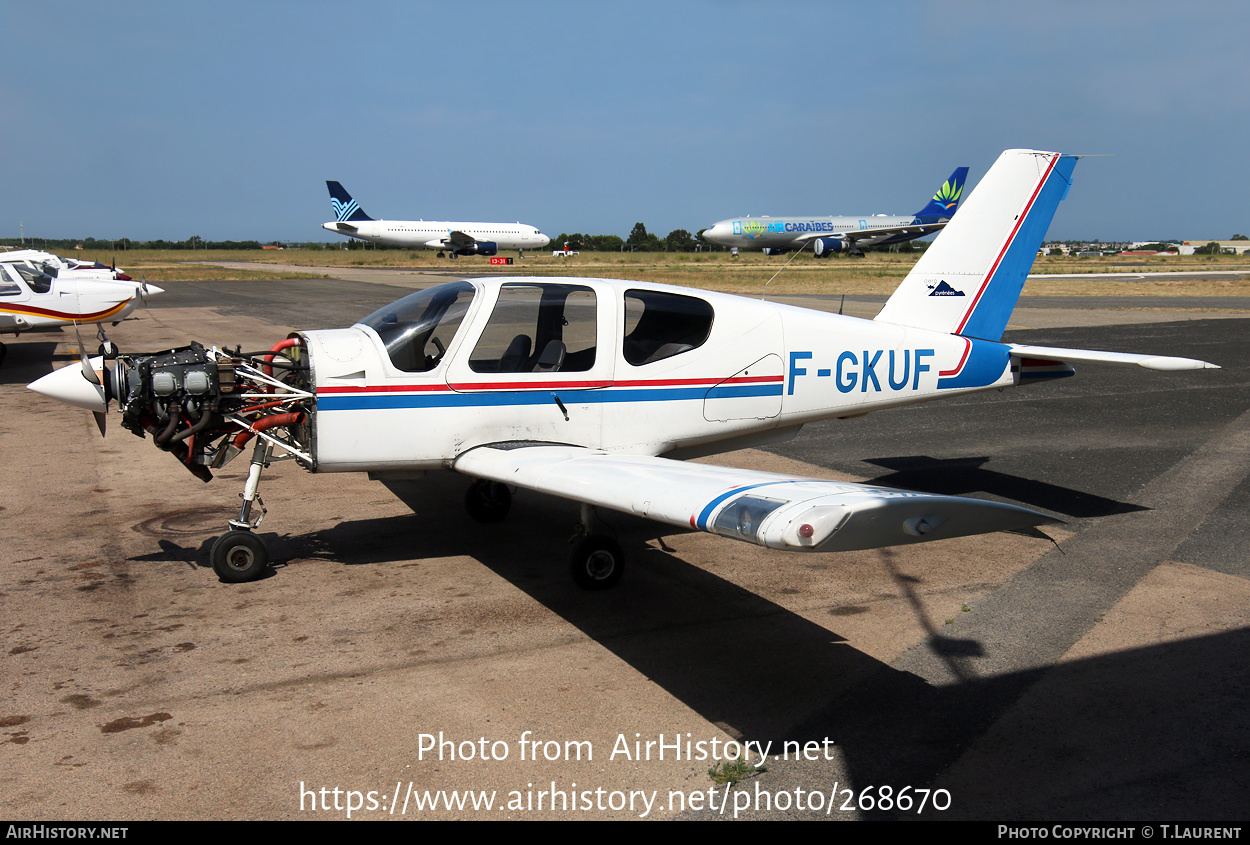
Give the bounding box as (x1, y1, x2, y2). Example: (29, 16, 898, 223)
(210, 530, 269, 583)
(569, 535, 624, 591)
(465, 480, 512, 523)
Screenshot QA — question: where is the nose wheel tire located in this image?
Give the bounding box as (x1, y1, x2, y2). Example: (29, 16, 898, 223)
(211, 530, 270, 583)
(569, 535, 624, 591)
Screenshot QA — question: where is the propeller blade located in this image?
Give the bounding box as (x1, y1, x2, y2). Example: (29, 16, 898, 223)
(93, 411, 107, 437)
(72, 321, 100, 386)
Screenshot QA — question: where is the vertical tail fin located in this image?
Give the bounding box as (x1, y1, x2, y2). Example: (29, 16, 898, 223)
(876, 150, 1077, 341)
(913, 166, 970, 222)
(326, 181, 374, 222)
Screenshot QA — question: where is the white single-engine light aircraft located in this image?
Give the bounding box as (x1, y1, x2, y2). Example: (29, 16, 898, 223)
(1, 248, 135, 282)
(31, 150, 1217, 586)
(0, 260, 162, 364)
(702, 167, 969, 256)
(321, 181, 551, 257)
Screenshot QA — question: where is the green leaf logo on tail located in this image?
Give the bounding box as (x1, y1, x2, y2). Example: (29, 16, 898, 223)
(934, 178, 964, 210)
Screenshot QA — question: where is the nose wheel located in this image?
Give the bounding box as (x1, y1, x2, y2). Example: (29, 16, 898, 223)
(210, 530, 269, 582)
(211, 437, 274, 583)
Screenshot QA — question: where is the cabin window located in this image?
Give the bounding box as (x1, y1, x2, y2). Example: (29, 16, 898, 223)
(0, 266, 20, 296)
(622, 289, 714, 365)
(469, 283, 597, 374)
(358, 281, 476, 373)
(9, 262, 52, 294)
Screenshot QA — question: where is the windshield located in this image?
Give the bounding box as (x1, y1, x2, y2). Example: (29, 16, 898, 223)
(358, 281, 477, 373)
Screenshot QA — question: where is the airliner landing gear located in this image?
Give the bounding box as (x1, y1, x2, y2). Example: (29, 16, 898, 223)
(568, 504, 624, 590)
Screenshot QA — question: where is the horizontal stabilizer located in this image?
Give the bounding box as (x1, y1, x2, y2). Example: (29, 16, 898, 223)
(1009, 344, 1220, 371)
(454, 444, 1057, 553)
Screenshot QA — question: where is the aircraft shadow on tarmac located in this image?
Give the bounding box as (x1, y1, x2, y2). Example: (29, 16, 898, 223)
(861, 455, 1149, 519)
(127, 472, 1250, 819)
(0, 339, 62, 384)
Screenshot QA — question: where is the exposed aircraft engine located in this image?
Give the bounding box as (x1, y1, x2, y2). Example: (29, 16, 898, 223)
(812, 237, 848, 257)
(99, 339, 314, 482)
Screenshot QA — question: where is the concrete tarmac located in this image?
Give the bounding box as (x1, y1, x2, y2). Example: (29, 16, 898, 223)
(1, 271, 1246, 820)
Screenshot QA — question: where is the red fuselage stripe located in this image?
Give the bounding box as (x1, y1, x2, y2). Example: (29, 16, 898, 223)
(317, 374, 785, 395)
(1, 300, 131, 322)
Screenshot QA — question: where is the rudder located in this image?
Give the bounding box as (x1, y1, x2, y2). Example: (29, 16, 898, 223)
(876, 150, 1076, 341)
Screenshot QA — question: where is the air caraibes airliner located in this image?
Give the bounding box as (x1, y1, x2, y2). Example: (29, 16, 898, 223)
(321, 181, 550, 258)
(701, 167, 968, 256)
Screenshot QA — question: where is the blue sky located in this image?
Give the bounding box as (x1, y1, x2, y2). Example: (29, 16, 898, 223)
(3, 1, 1247, 244)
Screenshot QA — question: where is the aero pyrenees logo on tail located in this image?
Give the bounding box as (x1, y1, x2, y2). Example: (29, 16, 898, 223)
(927, 281, 965, 297)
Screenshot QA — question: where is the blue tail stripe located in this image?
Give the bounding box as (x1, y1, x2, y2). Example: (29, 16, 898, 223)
(960, 155, 1077, 341)
(937, 339, 1012, 390)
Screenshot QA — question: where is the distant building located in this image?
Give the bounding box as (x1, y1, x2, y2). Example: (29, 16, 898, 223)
(1178, 240, 1250, 256)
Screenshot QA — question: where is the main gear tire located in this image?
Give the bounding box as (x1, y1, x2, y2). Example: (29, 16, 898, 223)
(569, 535, 624, 591)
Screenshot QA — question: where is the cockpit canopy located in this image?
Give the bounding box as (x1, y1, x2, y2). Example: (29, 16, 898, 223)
(357, 280, 717, 375)
(358, 281, 476, 373)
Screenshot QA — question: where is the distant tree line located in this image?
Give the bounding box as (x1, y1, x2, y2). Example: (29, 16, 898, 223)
(549, 223, 713, 253)
(0, 226, 950, 254)
(0, 235, 327, 251)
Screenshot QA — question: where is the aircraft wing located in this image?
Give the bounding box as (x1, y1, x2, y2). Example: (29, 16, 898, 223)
(790, 221, 947, 248)
(453, 444, 1056, 553)
(445, 230, 477, 250)
(1008, 344, 1219, 371)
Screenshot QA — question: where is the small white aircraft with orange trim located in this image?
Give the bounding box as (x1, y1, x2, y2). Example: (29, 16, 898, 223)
(0, 260, 161, 364)
(30, 150, 1217, 585)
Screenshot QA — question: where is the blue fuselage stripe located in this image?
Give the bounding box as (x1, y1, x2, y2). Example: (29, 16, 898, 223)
(317, 383, 784, 412)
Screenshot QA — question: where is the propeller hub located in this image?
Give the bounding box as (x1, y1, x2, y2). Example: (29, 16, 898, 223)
(28, 360, 108, 413)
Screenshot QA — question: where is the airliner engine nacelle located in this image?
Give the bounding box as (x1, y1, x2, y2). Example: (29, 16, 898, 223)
(762, 247, 790, 257)
(471, 241, 498, 257)
(813, 237, 848, 257)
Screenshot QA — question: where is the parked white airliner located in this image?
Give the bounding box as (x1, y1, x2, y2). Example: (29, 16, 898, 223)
(320, 181, 550, 258)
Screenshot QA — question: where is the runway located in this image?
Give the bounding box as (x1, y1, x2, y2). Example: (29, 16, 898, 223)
(2, 272, 1247, 820)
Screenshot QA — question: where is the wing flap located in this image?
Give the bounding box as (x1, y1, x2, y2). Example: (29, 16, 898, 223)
(453, 444, 1057, 553)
